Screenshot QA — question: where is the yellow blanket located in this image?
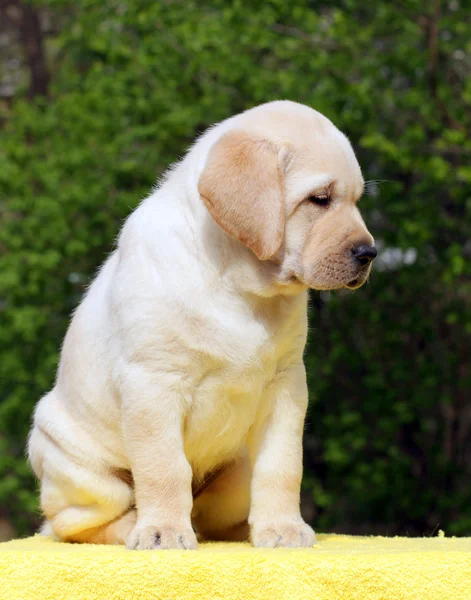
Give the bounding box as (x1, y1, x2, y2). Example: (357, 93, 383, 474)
(1, 534, 470, 599)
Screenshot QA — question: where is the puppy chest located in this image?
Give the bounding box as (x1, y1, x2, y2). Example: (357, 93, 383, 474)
(183, 362, 273, 471)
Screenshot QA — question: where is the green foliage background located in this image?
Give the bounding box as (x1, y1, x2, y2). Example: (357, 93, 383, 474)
(1, 0, 470, 537)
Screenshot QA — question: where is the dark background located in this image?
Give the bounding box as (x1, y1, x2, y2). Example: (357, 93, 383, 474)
(1, 0, 470, 540)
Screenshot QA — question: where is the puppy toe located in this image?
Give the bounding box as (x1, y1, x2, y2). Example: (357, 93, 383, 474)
(127, 524, 198, 550)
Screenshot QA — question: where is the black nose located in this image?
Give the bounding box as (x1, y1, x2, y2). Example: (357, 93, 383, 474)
(352, 244, 377, 266)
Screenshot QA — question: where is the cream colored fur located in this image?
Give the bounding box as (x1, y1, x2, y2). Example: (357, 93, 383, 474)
(28, 101, 374, 549)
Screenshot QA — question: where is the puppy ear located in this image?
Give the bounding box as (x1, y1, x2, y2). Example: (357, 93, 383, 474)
(198, 130, 285, 260)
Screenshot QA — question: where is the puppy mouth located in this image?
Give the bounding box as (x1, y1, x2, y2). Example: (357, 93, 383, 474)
(280, 260, 371, 291)
(287, 272, 368, 291)
(345, 277, 366, 290)
(345, 267, 371, 290)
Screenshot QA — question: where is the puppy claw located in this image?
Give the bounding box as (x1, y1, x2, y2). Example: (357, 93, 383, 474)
(127, 524, 198, 550)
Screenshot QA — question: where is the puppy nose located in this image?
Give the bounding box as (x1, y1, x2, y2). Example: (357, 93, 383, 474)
(352, 244, 377, 266)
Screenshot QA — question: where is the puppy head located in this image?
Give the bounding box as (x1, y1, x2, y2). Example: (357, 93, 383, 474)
(198, 101, 375, 291)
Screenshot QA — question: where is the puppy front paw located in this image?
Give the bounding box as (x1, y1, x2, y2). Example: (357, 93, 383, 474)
(251, 520, 316, 548)
(127, 523, 198, 550)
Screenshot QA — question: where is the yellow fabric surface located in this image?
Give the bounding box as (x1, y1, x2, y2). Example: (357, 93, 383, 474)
(1, 534, 471, 600)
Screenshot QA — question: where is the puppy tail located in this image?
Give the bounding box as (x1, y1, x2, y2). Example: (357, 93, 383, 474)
(39, 520, 56, 539)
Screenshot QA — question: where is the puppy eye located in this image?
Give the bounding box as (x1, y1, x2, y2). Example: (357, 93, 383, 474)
(308, 195, 330, 207)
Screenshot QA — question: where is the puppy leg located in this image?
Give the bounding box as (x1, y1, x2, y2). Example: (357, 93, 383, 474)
(121, 366, 197, 550)
(249, 363, 316, 548)
(39, 465, 134, 544)
(29, 395, 134, 545)
(66, 509, 137, 545)
(192, 452, 251, 542)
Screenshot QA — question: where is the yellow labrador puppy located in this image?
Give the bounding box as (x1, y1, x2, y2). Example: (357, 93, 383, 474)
(28, 101, 376, 549)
